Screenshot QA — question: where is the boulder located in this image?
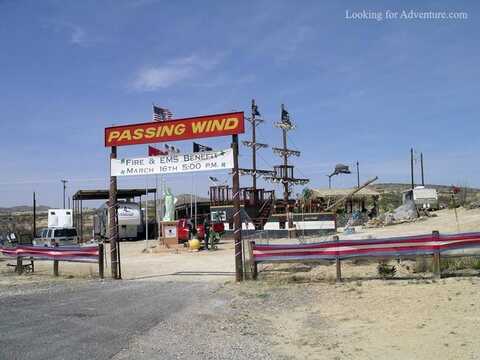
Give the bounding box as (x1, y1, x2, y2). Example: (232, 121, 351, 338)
(392, 200, 418, 221)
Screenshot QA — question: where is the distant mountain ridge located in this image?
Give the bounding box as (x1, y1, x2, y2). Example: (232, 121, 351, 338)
(0, 205, 50, 214)
(371, 183, 480, 195)
(2, 183, 479, 213)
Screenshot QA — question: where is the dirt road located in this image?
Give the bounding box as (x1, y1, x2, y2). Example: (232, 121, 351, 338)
(1, 207, 479, 359)
(224, 277, 480, 360)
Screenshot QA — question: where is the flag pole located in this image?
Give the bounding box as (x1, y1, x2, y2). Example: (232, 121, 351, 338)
(190, 174, 193, 220)
(194, 179, 197, 229)
(145, 178, 149, 251)
(155, 174, 159, 239)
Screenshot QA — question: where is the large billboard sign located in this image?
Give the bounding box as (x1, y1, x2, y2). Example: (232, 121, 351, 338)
(105, 111, 244, 147)
(111, 149, 234, 176)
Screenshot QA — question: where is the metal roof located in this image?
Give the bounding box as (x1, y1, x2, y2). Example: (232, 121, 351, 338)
(311, 187, 380, 198)
(72, 188, 156, 200)
(175, 193, 210, 207)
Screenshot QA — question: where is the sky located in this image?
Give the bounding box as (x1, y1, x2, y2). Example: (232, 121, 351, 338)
(0, 0, 479, 207)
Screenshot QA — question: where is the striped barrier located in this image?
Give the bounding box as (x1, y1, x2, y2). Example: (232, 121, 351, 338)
(250, 231, 480, 280)
(0, 244, 104, 278)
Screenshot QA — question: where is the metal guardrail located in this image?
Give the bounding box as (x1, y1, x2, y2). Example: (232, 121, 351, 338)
(0, 244, 104, 278)
(249, 231, 480, 280)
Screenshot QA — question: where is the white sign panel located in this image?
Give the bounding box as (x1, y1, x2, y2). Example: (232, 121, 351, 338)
(111, 149, 234, 177)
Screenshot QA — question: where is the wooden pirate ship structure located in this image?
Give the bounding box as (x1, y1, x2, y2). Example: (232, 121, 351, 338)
(209, 101, 336, 236)
(210, 99, 275, 230)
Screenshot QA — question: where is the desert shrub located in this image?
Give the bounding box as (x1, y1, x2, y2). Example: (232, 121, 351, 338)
(377, 261, 396, 278)
(441, 257, 480, 271)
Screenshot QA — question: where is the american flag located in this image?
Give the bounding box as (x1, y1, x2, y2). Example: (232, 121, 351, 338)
(152, 104, 173, 121)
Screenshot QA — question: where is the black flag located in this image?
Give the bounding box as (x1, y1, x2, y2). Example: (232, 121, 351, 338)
(253, 103, 260, 117)
(193, 142, 213, 152)
(281, 108, 291, 126)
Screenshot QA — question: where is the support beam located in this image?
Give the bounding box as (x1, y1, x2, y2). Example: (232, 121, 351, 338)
(420, 152, 425, 186)
(410, 147, 415, 189)
(98, 243, 104, 279)
(232, 134, 243, 282)
(432, 230, 441, 279)
(109, 146, 120, 279)
(32, 192, 36, 239)
(53, 260, 59, 277)
(334, 235, 342, 282)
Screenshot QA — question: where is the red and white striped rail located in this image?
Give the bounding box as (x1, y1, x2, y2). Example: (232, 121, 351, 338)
(0, 245, 99, 263)
(251, 232, 480, 263)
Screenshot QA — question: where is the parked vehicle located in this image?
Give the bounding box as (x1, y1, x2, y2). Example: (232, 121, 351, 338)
(94, 201, 142, 240)
(33, 227, 79, 247)
(48, 209, 73, 228)
(402, 186, 439, 210)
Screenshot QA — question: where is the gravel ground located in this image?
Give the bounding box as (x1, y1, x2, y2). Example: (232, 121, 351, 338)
(112, 282, 274, 360)
(220, 274, 480, 360)
(0, 277, 274, 360)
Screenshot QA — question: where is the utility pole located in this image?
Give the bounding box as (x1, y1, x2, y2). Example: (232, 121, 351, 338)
(420, 152, 425, 186)
(356, 161, 360, 188)
(145, 182, 149, 251)
(410, 148, 415, 189)
(32, 192, 36, 238)
(61, 179, 68, 209)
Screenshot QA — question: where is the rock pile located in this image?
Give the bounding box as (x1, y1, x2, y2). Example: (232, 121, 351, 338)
(366, 200, 419, 227)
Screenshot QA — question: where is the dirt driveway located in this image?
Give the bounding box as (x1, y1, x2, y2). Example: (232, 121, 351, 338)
(1, 207, 480, 359)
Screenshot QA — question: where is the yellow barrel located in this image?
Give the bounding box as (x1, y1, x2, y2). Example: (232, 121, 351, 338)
(189, 238, 201, 251)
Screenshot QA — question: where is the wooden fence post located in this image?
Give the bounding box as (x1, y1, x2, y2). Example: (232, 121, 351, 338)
(98, 243, 104, 279)
(53, 260, 59, 277)
(16, 256, 23, 275)
(334, 235, 342, 282)
(432, 230, 441, 279)
(251, 241, 258, 280)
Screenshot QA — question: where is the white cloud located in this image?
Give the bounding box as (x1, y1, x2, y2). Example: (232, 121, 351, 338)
(69, 25, 87, 45)
(132, 66, 193, 91)
(131, 54, 224, 91)
(44, 20, 91, 46)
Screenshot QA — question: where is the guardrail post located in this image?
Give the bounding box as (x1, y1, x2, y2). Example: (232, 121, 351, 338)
(334, 235, 342, 282)
(98, 243, 104, 279)
(16, 256, 23, 275)
(53, 260, 59, 276)
(432, 230, 441, 279)
(251, 241, 258, 280)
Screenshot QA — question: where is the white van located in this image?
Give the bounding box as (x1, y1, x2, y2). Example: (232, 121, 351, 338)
(34, 227, 79, 247)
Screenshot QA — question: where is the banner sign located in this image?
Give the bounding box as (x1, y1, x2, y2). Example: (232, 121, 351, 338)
(111, 149, 234, 176)
(105, 112, 244, 147)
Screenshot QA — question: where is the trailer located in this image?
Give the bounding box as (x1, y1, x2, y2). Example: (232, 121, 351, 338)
(402, 186, 439, 210)
(94, 201, 142, 240)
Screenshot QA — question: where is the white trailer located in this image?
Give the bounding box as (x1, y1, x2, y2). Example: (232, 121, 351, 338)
(48, 209, 73, 228)
(403, 186, 439, 210)
(94, 201, 142, 240)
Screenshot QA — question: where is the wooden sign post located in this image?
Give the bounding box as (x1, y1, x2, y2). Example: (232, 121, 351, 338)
(105, 112, 246, 281)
